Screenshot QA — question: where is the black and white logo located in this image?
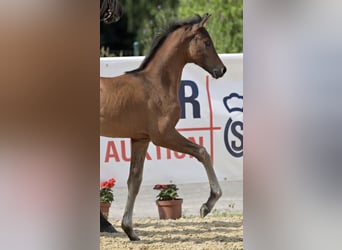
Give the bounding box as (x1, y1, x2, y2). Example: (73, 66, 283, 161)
(223, 93, 243, 158)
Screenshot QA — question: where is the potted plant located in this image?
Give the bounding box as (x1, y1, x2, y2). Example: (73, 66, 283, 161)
(153, 184, 183, 219)
(100, 178, 116, 219)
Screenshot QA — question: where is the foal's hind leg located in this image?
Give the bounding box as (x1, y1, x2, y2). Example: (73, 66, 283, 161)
(152, 129, 222, 217)
(121, 139, 149, 241)
(100, 211, 117, 233)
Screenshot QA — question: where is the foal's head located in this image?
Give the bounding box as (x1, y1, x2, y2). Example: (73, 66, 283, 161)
(184, 14, 227, 79)
(126, 14, 227, 77)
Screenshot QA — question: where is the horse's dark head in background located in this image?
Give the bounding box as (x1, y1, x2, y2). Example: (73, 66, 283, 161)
(100, 0, 123, 24)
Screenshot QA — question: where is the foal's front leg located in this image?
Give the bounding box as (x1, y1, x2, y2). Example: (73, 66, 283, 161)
(121, 139, 149, 241)
(152, 129, 222, 217)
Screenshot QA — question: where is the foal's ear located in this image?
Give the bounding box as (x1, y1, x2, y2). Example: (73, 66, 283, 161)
(191, 13, 211, 34)
(199, 13, 211, 27)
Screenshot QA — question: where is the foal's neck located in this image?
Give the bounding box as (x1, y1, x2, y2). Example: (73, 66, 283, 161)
(143, 34, 187, 96)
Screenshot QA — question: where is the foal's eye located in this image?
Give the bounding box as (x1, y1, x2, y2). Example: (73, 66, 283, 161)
(205, 40, 211, 47)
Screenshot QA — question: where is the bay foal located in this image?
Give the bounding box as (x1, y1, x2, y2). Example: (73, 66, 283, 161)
(100, 14, 226, 240)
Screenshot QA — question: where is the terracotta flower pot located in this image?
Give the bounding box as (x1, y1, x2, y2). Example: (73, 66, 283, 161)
(156, 198, 183, 219)
(100, 202, 111, 219)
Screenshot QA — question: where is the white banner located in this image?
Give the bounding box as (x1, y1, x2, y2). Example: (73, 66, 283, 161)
(100, 54, 243, 187)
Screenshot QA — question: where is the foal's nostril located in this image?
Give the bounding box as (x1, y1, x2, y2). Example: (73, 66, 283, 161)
(212, 67, 227, 79)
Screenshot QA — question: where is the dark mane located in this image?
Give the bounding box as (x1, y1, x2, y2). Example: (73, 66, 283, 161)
(126, 15, 202, 74)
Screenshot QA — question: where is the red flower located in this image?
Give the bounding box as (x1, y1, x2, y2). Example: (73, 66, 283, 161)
(101, 178, 116, 189)
(101, 181, 108, 189)
(100, 177, 116, 203)
(153, 184, 169, 190)
(108, 178, 116, 188)
(153, 184, 179, 201)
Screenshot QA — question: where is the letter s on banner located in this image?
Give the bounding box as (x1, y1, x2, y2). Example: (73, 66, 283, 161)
(223, 93, 243, 158)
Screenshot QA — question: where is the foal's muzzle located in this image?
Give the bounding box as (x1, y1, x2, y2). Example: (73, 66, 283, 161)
(212, 66, 227, 79)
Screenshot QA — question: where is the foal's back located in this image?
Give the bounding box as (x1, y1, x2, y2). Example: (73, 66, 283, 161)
(100, 73, 152, 139)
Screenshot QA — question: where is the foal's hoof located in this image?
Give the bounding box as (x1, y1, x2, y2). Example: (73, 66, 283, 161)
(200, 203, 210, 218)
(128, 234, 141, 241)
(125, 230, 140, 241)
(122, 227, 141, 241)
(100, 224, 118, 233)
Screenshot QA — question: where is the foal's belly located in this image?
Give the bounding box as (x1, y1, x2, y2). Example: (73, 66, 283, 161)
(100, 115, 149, 140)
